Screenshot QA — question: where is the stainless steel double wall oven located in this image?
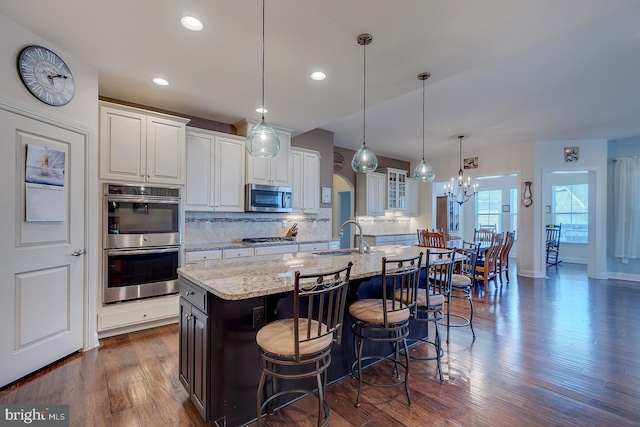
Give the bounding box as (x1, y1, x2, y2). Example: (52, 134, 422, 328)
(103, 184, 181, 304)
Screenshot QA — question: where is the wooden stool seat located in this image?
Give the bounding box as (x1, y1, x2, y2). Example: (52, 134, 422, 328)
(349, 299, 410, 325)
(256, 319, 332, 357)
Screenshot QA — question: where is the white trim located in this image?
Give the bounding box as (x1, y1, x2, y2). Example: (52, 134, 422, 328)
(0, 96, 99, 351)
(608, 272, 640, 283)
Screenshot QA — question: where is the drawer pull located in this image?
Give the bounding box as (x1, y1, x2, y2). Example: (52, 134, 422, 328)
(184, 291, 194, 296)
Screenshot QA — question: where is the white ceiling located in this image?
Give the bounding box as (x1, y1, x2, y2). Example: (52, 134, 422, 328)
(2, 0, 640, 162)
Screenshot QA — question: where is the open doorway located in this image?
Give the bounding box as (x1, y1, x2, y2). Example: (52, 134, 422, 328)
(333, 174, 354, 249)
(543, 171, 589, 269)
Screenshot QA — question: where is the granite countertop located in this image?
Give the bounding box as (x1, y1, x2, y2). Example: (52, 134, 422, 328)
(178, 245, 434, 301)
(361, 233, 416, 237)
(183, 239, 338, 252)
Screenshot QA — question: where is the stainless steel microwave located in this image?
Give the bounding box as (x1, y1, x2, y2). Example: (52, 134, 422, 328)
(245, 184, 292, 213)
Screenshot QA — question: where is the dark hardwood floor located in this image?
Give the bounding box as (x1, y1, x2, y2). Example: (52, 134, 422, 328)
(2, 263, 640, 426)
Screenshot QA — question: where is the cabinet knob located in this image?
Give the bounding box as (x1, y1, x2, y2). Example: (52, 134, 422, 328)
(185, 313, 193, 320)
(184, 291, 194, 296)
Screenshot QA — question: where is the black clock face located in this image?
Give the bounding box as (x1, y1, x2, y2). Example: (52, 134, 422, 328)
(18, 45, 75, 106)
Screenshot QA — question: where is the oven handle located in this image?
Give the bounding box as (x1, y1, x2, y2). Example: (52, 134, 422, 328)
(106, 196, 180, 204)
(106, 247, 180, 256)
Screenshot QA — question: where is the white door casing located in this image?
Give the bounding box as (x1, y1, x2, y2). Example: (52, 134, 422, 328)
(0, 107, 85, 388)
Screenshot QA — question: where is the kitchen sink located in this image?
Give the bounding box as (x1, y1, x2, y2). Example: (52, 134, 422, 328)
(313, 248, 362, 256)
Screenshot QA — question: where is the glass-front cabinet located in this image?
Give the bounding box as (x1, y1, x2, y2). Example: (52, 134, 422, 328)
(379, 168, 407, 210)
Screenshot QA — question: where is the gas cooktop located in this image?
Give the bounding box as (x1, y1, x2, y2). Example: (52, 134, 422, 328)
(242, 237, 296, 243)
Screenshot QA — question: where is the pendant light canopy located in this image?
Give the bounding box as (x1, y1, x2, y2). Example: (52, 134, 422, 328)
(246, 0, 280, 158)
(351, 33, 378, 173)
(413, 72, 435, 182)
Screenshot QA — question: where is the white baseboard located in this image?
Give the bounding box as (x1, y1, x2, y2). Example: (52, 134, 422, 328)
(607, 272, 640, 283)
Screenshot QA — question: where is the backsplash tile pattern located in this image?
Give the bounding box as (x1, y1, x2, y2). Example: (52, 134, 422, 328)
(355, 212, 413, 235)
(184, 208, 332, 243)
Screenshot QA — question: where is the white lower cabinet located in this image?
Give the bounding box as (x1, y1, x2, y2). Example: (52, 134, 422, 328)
(98, 295, 180, 337)
(223, 247, 255, 258)
(186, 250, 222, 264)
(185, 128, 245, 212)
(254, 245, 298, 256)
(298, 242, 329, 252)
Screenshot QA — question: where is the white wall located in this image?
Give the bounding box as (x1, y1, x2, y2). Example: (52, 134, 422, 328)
(535, 139, 607, 278)
(0, 13, 100, 347)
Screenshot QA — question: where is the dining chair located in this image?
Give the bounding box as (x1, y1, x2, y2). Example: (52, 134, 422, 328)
(256, 262, 353, 427)
(417, 228, 427, 246)
(422, 229, 447, 248)
(475, 232, 504, 291)
(350, 253, 423, 408)
(474, 228, 494, 244)
(496, 231, 515, 283)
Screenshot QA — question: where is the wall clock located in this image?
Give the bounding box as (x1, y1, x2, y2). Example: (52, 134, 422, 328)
(564, 146, 579, 163)
(17, 45, 75, 106)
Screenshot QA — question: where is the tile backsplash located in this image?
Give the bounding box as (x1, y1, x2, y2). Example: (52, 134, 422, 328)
(355, 211, 413, 235)
(184, 209, 415, 244)
(184, 208, 332, 243)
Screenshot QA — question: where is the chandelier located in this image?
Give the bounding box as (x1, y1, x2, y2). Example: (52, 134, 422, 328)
(445, 135, 477, 205)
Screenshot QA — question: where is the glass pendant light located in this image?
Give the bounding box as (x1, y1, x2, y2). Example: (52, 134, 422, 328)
(413, 72, 435, 182)
(351, 33, 378, 173)
(246, 0, 280, 158)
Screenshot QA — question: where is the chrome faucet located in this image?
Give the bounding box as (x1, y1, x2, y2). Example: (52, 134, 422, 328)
(338, 220, 371, 254)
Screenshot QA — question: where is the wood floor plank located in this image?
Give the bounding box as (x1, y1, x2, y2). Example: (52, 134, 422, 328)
(3, 263, 640, 426)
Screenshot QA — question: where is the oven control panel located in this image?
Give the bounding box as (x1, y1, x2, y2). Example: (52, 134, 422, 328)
(106, 184, 180, 198)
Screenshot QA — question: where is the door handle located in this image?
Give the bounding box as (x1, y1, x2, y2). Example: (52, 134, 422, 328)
(71, 249, 86, 257)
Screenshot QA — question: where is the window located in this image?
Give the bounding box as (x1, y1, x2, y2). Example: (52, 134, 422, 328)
(553, 184, 588, 243)
(476, 189, 502, 232)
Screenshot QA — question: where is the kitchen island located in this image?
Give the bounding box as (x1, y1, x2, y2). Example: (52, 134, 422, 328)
(177, 245, 429, 427)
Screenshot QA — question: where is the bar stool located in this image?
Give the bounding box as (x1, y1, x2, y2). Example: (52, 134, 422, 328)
(407, 248, 455, 381)
(256, 262, 353, 427)
(349, 253, 423, 408)
(443, 242, 479, 338)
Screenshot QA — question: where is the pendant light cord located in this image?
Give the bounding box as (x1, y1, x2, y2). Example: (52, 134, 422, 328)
(261, 0, 266, 122)
(458, 136, 464, 179)
(362, 40, 366, 146)
(422, 78, 425, 160)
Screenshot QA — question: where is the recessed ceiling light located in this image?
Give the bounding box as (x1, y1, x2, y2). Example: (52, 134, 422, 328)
(310, 71, 326, 80)
(256, 107, 268, 113)
(181, 16, 203, 31)
(152, 78, 169, 86)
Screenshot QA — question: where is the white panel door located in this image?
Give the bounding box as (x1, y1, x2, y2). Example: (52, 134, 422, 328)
(0, 108, 85, 388)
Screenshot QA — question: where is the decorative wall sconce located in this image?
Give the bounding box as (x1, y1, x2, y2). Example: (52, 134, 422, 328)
(522, 181, 533, 207)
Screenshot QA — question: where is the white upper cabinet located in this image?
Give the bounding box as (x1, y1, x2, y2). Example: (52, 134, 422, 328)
(99, 101, 190, 184)
(404, 177, 420, 217)
(291, 147, 320, 214)
(184, 128, 245, 212)
(378, 167, 407, 210)
(235, 119, 291, 187)
(356, 172, 386, 216)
